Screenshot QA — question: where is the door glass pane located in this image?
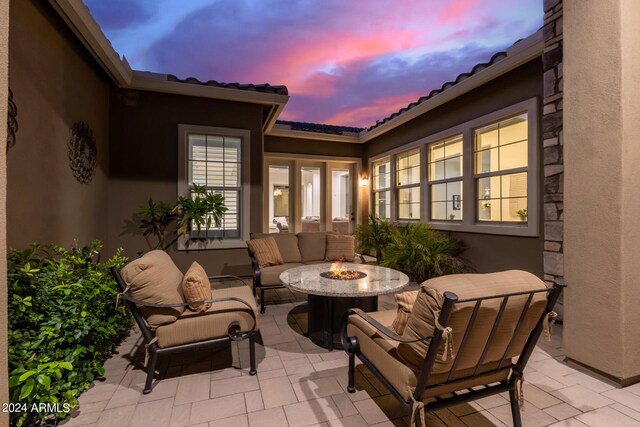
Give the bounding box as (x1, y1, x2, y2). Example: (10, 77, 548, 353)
(268, 165, 289, 233)
(331, 169, 351, 234)
(301, 167, 321, 232)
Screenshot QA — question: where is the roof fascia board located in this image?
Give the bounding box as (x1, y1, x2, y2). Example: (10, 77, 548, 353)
(359, 31, 544, 143)
(49, 0, 132, 86)
(267, 126, 361, 144)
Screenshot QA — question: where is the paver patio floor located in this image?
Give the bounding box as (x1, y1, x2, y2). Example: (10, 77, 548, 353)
(61, 284, 640, 427)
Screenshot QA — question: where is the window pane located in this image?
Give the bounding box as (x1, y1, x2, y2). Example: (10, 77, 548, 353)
(431, 183, 447, 201)
(502, 197, 528, 222)
(502, 172, 527, 198)
(396, 148, 420, 186)
(475, 123, 499, 151)
(373, 158, 390, 190)
(475, 147, 498, 174)
(477, 173, 527, 222)
(499, 141, 527, 170)
(189, 161, 207, 185)
(301, 167, 321, 220)
(429, 135, 463, 181)
(269, 166, 289, 233)
(431, 181, 462, 220)
(374, 191, 390, 219)
(499, 114, 528, 145)
(431, 201, 447, 220)
(398, 187, 420, 219)
(478, 199, 500, 221)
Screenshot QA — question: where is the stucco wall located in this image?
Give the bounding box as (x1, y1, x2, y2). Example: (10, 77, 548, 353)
(7, 0, 111, 250)
(1, 0, 9, 423)
(265, 134, 364, 159)
(108, 90, 265, 275)
(564, 0, 640, 382)
(364, 59, 545, 276)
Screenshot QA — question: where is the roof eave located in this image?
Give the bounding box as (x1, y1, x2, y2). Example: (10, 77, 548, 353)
(359, 30, 544, 143)
(268, 124, 361, 143)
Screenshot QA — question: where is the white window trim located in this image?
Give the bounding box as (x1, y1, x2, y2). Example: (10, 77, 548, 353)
(177, 124, 251, 250)
(368, 97, 539, 237)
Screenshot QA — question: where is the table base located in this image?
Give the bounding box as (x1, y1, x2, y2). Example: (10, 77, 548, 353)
(307, 294, 378, 351)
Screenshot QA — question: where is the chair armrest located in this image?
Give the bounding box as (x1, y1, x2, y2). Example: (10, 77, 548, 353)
(340, 308, 433, 348)
(208, 274, 249, 287)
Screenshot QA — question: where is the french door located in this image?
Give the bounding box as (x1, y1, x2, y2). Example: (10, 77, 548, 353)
(264, 157, 358, 234)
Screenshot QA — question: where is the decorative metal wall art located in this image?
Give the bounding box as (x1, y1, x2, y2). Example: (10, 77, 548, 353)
(68, 121, 97, 184)
(7, 88, 18, 152)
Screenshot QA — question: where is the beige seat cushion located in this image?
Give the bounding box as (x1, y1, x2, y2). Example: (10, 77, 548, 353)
(392, 290, 419, 335)
(325, 234, 356, 262)
(398, 270, 547, 377)
(298, 232, 331, 262)
(121, 250, 185, 327)
(348, 309, 509, 401)
(182, 261, 212, 312)
(251, 233, 302, 263)
(247, 237, 284, 268)
(156, 285, 259, 348)
(260, 263, 304, 286)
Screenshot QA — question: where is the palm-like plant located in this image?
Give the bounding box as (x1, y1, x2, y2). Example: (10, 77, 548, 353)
(355, 213, 394, 263)
(138, 184, 228, 250)
(380, 223, 466, 283)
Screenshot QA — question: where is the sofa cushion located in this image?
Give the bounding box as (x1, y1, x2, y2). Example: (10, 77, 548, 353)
(247, 237, 284, 268)
(182, 261, 212, 312)
(251, 233, 302, 263)
(347, 309, 509, 401)
(156, 286, 258, 348)
(260, 263, 305, 286)
(121, 250, 185, 327)
(392, 290, 419, 335)
(297, 232, 331, 262)
(325, 234, 356, 262)
(397, 270, 547, 375)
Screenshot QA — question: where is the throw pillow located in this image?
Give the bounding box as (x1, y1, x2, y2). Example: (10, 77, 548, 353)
(391, 290, 419, 335)
(182, 261, 212, 312)
(121, 250, 185, 327)
(247, 237, 284, 268)
(325, 234, 356, 262)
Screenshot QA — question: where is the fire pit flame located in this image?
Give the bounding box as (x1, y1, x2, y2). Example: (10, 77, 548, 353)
(320, 259, 367, 280)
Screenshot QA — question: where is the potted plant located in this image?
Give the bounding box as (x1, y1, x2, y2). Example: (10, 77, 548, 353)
(355, 213, 394, 263)
(138, 184, 227, 250)
(380, 223, 467, 283)
(516, 208, 528, 221)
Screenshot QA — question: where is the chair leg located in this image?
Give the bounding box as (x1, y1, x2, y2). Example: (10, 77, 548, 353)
(249, 333, 257, 375)
(260, 288, 266, 314)
(347, 352, 355, 393)
(143, 348, 158, 394)
(509, 388, 522, 427)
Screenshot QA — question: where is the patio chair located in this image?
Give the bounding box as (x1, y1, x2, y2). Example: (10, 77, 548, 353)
(341, 270, 564, 427)
(110, 252, 259, 394)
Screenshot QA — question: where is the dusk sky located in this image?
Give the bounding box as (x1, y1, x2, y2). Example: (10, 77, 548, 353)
(83, 0, 542, 128)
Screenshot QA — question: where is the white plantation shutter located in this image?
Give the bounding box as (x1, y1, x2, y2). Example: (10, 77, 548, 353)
(188, 134, 242, 238)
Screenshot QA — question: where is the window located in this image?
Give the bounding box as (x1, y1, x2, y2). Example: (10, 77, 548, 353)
(178, 125, 250, 249)
(428, 135, 463, 221)
(372, 157, 391, 219)
(474, 114, 528, 222)
(396, 148, 420, 219)
(368, 98, 538, 236)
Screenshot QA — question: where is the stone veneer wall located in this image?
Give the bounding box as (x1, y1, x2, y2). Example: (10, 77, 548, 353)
(542, 0, 564, 291)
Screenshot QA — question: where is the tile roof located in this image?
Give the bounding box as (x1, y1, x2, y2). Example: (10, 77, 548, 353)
(366, 51, 509, 131)
(166, 75, 289, 96)
(276, 120, 364, 135)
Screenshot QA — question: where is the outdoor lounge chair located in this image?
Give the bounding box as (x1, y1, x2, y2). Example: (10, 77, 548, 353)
(110, 252, 259, 394)
(341, 270, 564, 427)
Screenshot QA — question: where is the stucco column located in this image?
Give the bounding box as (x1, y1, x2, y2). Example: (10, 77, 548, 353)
(0, 0, 9, 424)
(564, 0, 640, 384)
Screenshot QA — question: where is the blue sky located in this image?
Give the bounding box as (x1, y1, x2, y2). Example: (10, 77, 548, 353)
(84, 0, 542, 127)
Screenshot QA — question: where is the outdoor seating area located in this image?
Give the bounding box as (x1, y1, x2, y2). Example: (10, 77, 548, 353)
(58, 281, 640, 427)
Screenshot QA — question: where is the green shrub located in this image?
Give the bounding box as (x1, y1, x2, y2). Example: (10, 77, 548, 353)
(7, 241, 132, 427)
(355, 213, 395, 262)
(380, 223, 467, 283)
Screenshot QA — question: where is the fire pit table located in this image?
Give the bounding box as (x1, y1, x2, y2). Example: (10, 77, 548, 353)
(280, 263, 410, 350)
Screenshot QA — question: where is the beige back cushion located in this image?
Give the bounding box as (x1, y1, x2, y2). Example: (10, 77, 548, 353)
(392, 290, 419, 335)
(398, 270, 547, 377)
(182, 261, 212, 312)
(247, 237, 284, 268)
(325, 234, 356, 262)
(298, 232, 331, 262)
(121, 250, 186, 327)
(251, 233, 302, 263)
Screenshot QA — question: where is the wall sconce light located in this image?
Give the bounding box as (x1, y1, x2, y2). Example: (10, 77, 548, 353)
(360, 176, 369, 186)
